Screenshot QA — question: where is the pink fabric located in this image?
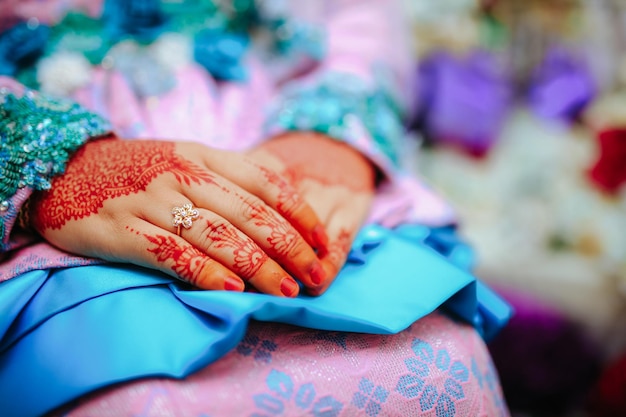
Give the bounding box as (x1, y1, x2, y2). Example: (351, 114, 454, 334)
(51, 312, 509, 417)
(0, 242, 102, 281)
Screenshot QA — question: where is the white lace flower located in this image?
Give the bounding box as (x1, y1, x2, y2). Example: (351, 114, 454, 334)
(37, 52, 92, 97)
(150, 33, 193, 72)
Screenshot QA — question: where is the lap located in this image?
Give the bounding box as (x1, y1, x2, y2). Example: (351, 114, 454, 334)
(52, 312, 509, 417)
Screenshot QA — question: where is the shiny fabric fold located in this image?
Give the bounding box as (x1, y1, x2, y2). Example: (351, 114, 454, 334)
(0, 225, 511, 417)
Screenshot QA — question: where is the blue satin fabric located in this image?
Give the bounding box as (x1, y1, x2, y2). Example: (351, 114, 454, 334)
(0, 224, 511, 417)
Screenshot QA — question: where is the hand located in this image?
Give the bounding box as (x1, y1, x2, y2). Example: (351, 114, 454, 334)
(29, 137, 330, 297)
(247, 132, 377, 295)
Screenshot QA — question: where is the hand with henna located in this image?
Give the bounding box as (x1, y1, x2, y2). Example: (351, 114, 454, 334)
(247, 132, 377, 295)
(29, 137, 330, 297)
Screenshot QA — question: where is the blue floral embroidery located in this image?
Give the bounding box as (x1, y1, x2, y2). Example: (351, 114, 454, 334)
(2, 0, 325, 93)
(395, 339, 473, 416)
(252, 369, 343, 417)
(310, 331, 349, 350)
(0, 21, 50, 76)
(194, 29, 249, 81)
(351, 378, 389, 417)
(236, 334, 277, 363)
(102, 0, 168, 43)
(471, 357, 484, 388)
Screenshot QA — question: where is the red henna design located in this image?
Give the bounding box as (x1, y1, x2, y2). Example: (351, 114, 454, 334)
(281, 167, 304, 188)
(257, 166, 302, 215)
(263, 133, 375, 192)
(33, 139, 216, 230)
(205, 221, 267, 277)
(125, 226, 140, 234)
(144, 233, 207, 286)
(326, 229, 352, 266)
(243, 201, 298, 257)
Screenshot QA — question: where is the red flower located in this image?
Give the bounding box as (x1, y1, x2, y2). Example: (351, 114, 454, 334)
(586, 352, 626, 417)
(588, 128, 626, 194)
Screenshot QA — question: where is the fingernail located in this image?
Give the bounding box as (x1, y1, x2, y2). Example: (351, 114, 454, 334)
(224, 276, 244, 292)
(309, 261, 326, 285)
(280, 277, 299, 297)
(312, 224, 329, 250)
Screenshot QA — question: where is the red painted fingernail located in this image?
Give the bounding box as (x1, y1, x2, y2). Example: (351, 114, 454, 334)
(224, 276, 244, 292)
(309, 261, 326, 285)
(280, 277, 299, 297)
(312, 224, 329, 250)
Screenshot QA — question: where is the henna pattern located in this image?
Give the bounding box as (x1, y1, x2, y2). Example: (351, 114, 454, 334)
(32, 139, 216, 230)
(243, 200, 298, 258)
(257, 165, 302, 215)
(326, 228, 352, 266)
(144, 233, 208, 286)
(262, 133, 375, 192)
(205, 221, 267, 277)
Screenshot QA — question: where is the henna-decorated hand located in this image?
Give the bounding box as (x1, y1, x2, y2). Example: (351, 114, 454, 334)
(29, 137, 330, 297)
(247, 132, 377, 295)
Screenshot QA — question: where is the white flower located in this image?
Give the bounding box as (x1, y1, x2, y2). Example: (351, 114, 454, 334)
(37, 52, 92, 97)
(256, 0, 289, 19)
(150, 33, 193, 72)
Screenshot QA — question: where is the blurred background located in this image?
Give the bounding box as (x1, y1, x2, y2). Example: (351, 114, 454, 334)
(402, 0, 626, 416)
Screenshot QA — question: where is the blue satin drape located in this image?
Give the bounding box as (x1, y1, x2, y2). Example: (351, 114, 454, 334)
(0, 224, 511, 417)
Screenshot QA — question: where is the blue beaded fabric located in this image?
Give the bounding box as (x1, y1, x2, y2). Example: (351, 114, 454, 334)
(0, 88, 111, 235)
(265, 73, 405, 166)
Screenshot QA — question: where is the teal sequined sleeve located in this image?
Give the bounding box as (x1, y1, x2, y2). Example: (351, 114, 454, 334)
(264, 72, 405, 167)
(0, 87, 111, 244)
(0, 88, 110, 201)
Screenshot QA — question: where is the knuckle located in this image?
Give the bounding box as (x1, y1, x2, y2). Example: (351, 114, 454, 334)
(285, 196, 308, 218)
(277, 191, 302, 217)
(285, 237, 310, 261)
(238, 194, 265, 222)
(197, 217, 229, 251)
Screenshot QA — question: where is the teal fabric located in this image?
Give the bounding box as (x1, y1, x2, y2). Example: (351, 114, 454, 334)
(0, 225, 511, 417)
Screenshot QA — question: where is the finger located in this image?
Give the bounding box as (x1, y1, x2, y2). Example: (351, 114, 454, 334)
(118, 220, 246, 292)
(165, 208, 301, 297)
(142, 194, 301, 297)
(177, 177, 326, 289)
(202, 150, 329, 253)
(306, 216, 358, 297)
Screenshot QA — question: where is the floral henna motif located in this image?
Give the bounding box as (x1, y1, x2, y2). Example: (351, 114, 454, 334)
(144, 233, 208, 286)
(243, 201, 298, 258)
(32, 139, 216, 230)
(257, 165, 302, 215)
(205, 221, 267, 278)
